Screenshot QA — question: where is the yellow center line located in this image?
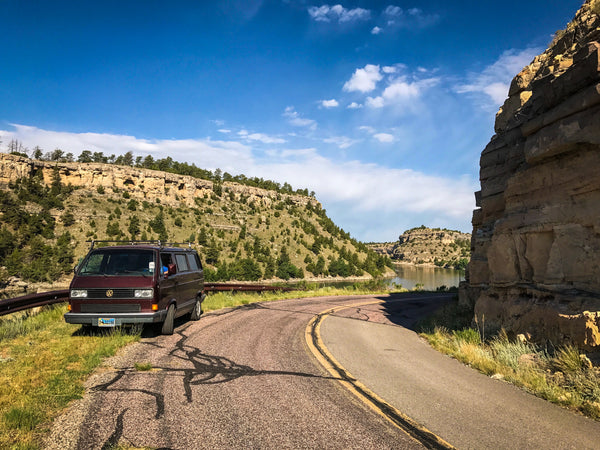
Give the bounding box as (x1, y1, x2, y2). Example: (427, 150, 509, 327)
(305, 300, 455, 449)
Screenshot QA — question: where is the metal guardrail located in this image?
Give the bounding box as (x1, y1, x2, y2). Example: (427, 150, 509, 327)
(0, 289, 70, 317)
(0, 284, 297, 317)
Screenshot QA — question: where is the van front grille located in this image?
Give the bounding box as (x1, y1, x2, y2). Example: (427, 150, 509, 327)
(85, 289, 136, 299)
(80, 304, 141, 313)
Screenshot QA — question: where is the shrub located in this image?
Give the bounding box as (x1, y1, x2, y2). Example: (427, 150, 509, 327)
(452, 328, 481, 345)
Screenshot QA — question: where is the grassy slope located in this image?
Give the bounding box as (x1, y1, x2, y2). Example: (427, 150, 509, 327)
(4, 174, 392, 285)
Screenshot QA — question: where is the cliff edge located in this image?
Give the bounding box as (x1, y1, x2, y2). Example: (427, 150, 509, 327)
(462, 1, 600, 350)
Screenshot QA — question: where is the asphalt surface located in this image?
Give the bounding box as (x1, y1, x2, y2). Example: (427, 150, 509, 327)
(320, 297, 600, 449)
(46, 294, 427, 449)
(45, 293, 600, 449)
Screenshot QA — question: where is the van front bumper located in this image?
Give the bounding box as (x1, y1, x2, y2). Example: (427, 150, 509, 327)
(64, 310, 167, 326)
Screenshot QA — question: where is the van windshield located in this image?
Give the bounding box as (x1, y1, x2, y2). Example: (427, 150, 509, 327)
(78, 249, 156, 276)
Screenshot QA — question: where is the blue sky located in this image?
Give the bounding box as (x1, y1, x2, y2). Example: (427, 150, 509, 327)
(0, 0, 584, 241)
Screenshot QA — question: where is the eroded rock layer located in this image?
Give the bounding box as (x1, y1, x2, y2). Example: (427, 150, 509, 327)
(0, 153, 317, 210)
(461, 1, 600, 350)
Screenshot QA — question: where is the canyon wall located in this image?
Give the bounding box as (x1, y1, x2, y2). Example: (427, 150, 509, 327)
(370, 227, 470, 267)
(0, 153, 317, 210)
(462, 1, 600, 350)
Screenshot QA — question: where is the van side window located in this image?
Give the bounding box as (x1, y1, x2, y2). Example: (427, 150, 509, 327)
(188, 253, 199, 271)
(175, 253, 189, 272)
(161, 253, 173, 275)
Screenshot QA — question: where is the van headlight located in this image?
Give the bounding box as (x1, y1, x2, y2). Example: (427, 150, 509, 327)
(134, 289, 154, 298)
(71, 289, 88, 298)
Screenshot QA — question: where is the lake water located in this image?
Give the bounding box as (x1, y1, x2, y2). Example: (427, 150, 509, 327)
(388, 264, 464, 290)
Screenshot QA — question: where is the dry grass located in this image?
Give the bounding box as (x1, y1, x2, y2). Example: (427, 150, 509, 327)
(419, 300, 600, 420)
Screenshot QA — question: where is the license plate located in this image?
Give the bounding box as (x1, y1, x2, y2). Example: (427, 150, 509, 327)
(98, 318, 116, 327)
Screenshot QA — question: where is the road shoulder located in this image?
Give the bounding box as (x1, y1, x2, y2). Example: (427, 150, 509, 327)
(319, 312, 600, 449)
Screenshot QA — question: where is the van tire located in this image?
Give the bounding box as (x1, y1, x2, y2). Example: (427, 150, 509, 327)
(190, 297, 203, 321)
(161, 304, 175, 335)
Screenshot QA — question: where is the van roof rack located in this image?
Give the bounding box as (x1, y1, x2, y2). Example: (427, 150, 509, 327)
(86, 240, 194, 250)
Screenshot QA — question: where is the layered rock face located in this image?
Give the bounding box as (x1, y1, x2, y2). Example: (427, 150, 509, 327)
(462, 1, 600, 350)
(371, 227, 470, 267)
(0, 153, 317, 210)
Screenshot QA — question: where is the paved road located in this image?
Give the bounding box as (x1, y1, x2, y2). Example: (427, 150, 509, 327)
(320, 298, 600, 449)
(46, 294, 428, 449)
(45, 293, 600, 449)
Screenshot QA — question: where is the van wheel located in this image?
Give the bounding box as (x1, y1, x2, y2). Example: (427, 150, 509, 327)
(190, 297, 203, 321)
(161, 305, 175, 335)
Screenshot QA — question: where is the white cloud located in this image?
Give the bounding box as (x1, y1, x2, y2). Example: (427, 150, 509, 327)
(455, 47, 541, 106)
(366, 77, 439, 108)
(0, 124, 476, 241)
(358, 126, 394, 143)
(380, 5, 440, 30)
(218, 129, 231, 134)
(384, 5, 402, 17)
(308, 4, 371, 23)
(373, 133, 394, 143)
(238, 130, 287, 144)
(258, 155, 476, 240)
(320, 99, 339, 108)
(283, 106, 317, 130)
(371, 26, 382, 35)
(347, 102, 363, 109)
(358, 125, 376, 134)
(1, 124, 254, 173)
(365, 96, 385, 108)
(323, 136, 360, 149)
(343, 64, 382, 93)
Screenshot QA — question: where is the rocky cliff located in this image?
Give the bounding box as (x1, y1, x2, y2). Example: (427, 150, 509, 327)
(0, 153, 316, 210)
(462, 1, 600, 350)
(370, 227, 470, 268)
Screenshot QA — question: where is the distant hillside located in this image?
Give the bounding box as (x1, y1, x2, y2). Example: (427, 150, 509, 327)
(369, 226, 471, 270)
(0, 152, 393, 288)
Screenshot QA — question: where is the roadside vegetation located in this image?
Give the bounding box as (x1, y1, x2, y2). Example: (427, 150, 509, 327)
(0, 281, 396, 449)
(418, 300, 600, 420)
(0, 305, 140, 449)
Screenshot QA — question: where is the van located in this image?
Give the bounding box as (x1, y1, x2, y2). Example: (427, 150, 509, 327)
(64, 242, 205, 335)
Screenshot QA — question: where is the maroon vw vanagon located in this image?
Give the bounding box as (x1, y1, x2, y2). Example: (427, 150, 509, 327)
(64, 242, 205, 334)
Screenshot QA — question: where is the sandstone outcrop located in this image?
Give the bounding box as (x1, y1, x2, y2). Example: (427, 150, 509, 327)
(370, 227, 470, 268)
(0, 153, 317, 210)
(462, 1, 600, 350)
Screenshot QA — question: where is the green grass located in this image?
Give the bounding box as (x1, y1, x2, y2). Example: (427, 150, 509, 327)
(134, 362, 153, 371)
(202, 280, 398, 312)
(419, 300, 600, 420)
(0, 304, 141, 449)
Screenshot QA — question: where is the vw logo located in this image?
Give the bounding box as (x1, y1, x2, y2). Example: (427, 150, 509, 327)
(106, 290, 114, 298)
